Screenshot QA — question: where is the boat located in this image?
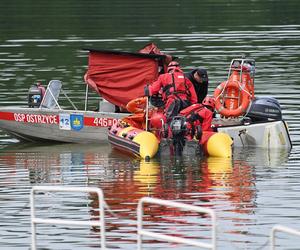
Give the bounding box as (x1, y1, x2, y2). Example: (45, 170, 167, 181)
(108, 58, 292, 159)
(0, 45, 292, 152)
(0, 44, 170, 143)
(108, 118, 234, 159)
(108, 112, 233, 159)
(0, 80, 128, 143)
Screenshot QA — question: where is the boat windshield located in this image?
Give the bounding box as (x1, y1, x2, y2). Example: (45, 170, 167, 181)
(41, 80, 62, 109)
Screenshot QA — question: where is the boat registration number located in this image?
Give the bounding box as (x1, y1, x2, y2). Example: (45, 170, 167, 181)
(93, 117, 119, 127)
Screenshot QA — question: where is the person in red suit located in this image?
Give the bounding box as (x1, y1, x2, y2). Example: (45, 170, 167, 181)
(145, 61, 197, 121)
(180, 96, 215, 132)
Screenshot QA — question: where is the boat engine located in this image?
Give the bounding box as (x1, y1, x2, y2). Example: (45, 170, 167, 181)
(170, 116, 187, 156)
(246, 97, 282, 121)
(28, 84, 43, 108)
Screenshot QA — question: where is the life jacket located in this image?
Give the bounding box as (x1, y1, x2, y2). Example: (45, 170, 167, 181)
(161, 72, 191, 101)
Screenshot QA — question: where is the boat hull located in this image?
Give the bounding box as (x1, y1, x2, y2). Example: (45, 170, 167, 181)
(0, 107, 128, 143)
(215, 120, 292, 149)
(0, 107, 292, 150)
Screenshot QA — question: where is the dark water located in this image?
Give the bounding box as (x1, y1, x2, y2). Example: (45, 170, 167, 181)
(1, 1, 300, 249)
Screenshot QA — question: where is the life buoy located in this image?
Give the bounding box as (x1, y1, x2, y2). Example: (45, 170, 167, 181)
(214, 80, 251, 117)
(126, 97, 147, 113)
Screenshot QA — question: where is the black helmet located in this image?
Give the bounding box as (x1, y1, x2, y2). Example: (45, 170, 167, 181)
(196, 68, 208, 82)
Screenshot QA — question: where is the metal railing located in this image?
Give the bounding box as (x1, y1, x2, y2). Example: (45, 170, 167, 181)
(270, 225, 300, 250)
(137, 197, 217, 250)
(30, 186, 106, 250)
(31, 187, 300, 250)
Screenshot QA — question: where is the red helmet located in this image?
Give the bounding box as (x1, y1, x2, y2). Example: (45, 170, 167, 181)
(150, 112, 166, 129)
(202, 96, 215, 110)
(167, 61, 180, 73)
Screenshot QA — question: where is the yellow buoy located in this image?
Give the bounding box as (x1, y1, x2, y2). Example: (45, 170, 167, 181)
(206, 132, 233, 158)
(110, 125, 159, 160)
(132, 131, 159, 159)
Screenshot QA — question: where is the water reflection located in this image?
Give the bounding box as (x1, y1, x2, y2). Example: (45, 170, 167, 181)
(234, 147, 291, 167)
(154, 156, 257, 214)
(0, 140, 294, 249)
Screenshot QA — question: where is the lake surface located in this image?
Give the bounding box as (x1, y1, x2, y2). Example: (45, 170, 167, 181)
(0, 1, 300, 249)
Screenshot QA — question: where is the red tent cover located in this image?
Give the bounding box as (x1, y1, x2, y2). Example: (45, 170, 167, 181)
(84, 46, 167, 108)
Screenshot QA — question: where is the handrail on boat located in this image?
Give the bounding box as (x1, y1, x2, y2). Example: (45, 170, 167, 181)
(61, 88, 78, 110)
(85, 84, 89, 111)
(137, 197, 217, 250)
(30, 186, 106, 250)
(270, 224, 300, 250)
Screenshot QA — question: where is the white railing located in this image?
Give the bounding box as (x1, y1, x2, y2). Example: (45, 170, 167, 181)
(30, 186, 106, 250)
(137, 197, 217, 250)
(270, 225, 300, 250)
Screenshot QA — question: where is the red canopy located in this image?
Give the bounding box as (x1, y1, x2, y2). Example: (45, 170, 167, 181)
(84, 47, 167, 108)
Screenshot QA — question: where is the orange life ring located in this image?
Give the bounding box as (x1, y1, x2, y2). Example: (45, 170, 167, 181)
(214, 80, 251, 117)
(126, 97, 147, 113)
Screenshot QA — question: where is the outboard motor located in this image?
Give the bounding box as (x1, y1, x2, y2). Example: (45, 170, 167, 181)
(246, 97, 282, 121)
(28, 84, 42, 108)
(170, 116, 187, 156)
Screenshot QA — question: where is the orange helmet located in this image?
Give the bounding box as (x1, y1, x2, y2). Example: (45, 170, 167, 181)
(202, 96, 215, 110)
(167, 61, 180, 73)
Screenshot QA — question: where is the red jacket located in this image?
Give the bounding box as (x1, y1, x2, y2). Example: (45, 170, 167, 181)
(196, 108, 214, 131)
(149, 71, 197, 104)
(180, 103, 214, 131)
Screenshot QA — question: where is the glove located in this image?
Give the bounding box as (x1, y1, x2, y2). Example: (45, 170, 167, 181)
(189, 112, 202, 123)
(144, 85, 150, 97)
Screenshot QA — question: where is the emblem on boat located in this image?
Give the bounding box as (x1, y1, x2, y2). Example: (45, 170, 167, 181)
(70, 114, 84, 131)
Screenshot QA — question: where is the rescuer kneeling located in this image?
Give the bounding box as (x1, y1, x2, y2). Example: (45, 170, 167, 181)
(180, 96, 215, 138)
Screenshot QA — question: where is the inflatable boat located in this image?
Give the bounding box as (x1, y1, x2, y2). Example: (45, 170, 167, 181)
(108, 117, 233, 160)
